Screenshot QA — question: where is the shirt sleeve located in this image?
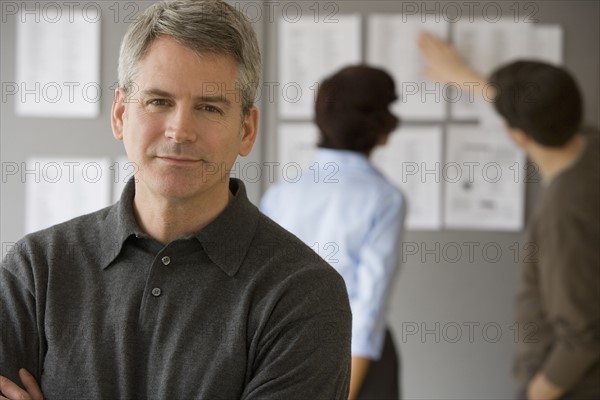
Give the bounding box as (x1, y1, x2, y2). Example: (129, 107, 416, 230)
(351, 189, 405, 360)
(0, 240, 44, 385)
(240, 266, 352, 400)
(538, 207, 600, 390)
(513, 232, 551, 385)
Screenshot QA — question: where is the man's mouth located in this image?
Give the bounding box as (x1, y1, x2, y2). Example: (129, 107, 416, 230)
(156, 156, 203, 165)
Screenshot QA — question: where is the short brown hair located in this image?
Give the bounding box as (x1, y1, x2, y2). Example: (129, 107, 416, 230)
(490, 61, 582, 147)
(315, 65, 399, 155)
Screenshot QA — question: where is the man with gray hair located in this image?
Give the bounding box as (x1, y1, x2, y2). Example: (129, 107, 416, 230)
(0, 1, 351, 398)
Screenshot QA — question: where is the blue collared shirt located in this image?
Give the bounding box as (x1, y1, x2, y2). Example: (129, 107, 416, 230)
(260, 148, 406, 360)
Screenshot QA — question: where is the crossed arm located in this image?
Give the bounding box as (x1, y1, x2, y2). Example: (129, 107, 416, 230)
(1, 356, 562, 400)
(0, 369, 43, 400)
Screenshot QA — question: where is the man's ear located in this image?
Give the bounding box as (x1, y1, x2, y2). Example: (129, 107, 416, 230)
(239, 106, 259, 157)
(111, 88, 126, 141)
(508, 127, 530, 149)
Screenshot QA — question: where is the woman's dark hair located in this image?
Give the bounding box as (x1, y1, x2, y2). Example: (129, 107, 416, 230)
(490, 61, 582, 147)
(315, 65, 399, 155)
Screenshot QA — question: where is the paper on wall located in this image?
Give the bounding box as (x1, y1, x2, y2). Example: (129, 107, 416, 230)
(25, 157, 112, 234)
(372, 126, 443, 230)
(278, 14, 361, 119)
(444, 125, 525, 231)
(16, 8, 101, 118)
(367, 14, 450, 121)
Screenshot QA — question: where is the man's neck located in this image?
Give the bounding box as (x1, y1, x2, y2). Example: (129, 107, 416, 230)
(527, 133, 586, 184)
(132, 183, 232, 245)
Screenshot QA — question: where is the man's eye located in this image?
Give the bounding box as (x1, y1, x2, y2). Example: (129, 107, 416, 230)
(149, 99, 168, 106)
(201, 105, 222, 114)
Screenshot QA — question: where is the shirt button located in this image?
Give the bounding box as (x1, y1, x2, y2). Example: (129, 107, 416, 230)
(151, 288, 162, 297)
(161, 256, 171, 265)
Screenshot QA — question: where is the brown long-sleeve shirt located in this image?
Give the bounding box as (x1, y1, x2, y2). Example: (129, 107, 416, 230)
(514, 133, 600, 397)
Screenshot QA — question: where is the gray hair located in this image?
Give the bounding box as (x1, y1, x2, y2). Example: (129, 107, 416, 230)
(117, 0, 261, 114)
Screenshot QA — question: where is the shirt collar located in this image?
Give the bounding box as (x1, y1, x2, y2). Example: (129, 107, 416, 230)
(314, 148, 373, 170)
(314, 148, 385, 181)
(99, 177, 142, 270)
(100, 178, 259, 277)
(192, 179, 259, 277)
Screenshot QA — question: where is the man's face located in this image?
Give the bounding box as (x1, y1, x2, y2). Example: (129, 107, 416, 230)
(111, 36, 258, 202)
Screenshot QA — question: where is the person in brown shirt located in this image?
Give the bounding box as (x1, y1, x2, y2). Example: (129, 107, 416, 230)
(418, 33, 600, 399)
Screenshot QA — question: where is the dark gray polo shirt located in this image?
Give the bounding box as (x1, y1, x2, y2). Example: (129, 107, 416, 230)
(1, 178, 351, 399)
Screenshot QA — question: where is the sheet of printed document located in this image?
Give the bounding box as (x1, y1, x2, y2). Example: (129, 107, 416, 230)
(16, 9, 101, 118)
(372, 126, 443, 230)
(444, 125, 526, 231)
(368, 14, 450, 121)
(278, 15, 361, 119)
(25, 157, 112, 234)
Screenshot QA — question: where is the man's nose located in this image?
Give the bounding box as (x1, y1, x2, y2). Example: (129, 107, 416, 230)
(165, 108, 197, 143)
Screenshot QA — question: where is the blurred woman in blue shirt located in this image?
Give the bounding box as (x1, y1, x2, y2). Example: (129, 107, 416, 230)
(260, 65, 406, 399)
